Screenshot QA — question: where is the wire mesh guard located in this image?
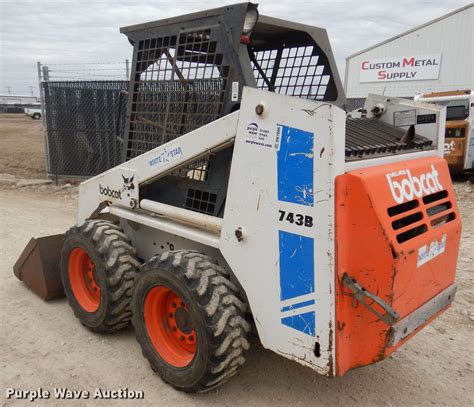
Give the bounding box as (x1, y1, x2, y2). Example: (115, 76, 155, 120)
(185, 188, 217, 214)
(173, 157, 211, 182)
(127, 29, 229, 164)
(249, 45, 331, 100)
(42, 80, 128, 177)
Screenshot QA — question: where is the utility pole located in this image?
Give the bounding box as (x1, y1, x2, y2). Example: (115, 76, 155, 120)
(28, 86, 34, 96)
(5, 86, 12, 94)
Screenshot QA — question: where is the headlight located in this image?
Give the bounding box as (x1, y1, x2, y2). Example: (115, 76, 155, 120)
(242, 8, 259, 34)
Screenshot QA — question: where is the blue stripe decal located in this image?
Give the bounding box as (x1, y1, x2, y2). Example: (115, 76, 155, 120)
(281, 299, 315, 313)
(277, 125, 314, 206)
(279, 230, 314, 301)
(281, 311, 316, 337)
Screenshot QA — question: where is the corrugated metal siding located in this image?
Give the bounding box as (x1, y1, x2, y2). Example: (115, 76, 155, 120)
(345, 6, 473, 98)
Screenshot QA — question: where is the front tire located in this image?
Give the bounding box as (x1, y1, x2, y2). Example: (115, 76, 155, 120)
(60, 220, 140, 333)
(132, 250, 251, 392)
(32, 113, 41, 120)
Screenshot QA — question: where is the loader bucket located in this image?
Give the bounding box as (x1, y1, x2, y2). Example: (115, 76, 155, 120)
(13, 235, 65, 301)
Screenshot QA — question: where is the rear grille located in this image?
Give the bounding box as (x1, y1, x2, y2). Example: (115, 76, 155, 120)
(426, 201, 452, 217)
(423, 190, 456, 229)
(396, 224, 428, 244)
(422, 190, 448, 204)
(346, 118, 433, 160)
(431, 212, 456, 228)
(387, 199, 426, 243)
(392, 212, 423, 230)
(387, 200, 419, 217)
(387, 190, 455, 244)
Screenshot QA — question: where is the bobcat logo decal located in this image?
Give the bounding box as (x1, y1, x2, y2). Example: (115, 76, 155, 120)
(122, 174, 135, 197)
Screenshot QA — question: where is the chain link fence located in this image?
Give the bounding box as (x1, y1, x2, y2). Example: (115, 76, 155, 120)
(38, 61, 129, 178)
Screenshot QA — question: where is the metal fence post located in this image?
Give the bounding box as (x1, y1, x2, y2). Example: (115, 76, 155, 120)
(42, 66, 50, 82)
(37, 62, 51, 177)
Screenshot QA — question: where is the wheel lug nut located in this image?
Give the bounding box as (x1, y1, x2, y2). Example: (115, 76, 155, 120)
(179, 336, 185, 341)
(171, 303, 177, 308)
(169, 313, 173, 318)
(189, 335, 194, 341)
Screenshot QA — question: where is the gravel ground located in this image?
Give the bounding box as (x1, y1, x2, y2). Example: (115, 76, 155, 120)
(0, 115, 473, 405)
(0, 181, 472, 406)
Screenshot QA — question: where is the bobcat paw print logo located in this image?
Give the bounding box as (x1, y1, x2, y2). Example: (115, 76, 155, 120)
(122, 174, 135, 197)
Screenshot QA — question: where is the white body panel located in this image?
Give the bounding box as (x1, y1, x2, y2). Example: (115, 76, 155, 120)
(219, 88, 345, 374)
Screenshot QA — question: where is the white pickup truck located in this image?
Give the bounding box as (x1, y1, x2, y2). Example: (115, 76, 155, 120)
(24, 107, 42, 120)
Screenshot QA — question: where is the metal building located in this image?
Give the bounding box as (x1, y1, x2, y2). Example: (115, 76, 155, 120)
(344, 4, 473, 102)
(0, 94, 39, 104)
(0, 94, 40, 113)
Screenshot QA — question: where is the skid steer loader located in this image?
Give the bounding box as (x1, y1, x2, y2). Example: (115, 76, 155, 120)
(414, 90, 473, 174)
(14, 2, 461, 392)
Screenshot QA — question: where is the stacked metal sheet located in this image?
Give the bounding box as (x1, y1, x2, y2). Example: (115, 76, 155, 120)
(345, 118, 434, 160)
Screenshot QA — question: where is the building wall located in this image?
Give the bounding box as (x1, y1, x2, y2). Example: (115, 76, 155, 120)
(0, 95, 39, 104)
(345, 5, 473, 98)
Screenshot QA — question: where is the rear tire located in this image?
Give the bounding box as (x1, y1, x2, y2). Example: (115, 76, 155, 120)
(32, 113, 41, 120)
(132, 250, 251, 392)
(60, 220, 140, 333)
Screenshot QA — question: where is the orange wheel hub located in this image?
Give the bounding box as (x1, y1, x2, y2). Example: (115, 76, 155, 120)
(68, 247, 101, 312)
(144, 286, 197, 368)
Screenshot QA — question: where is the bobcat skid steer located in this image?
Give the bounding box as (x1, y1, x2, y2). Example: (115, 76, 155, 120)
(415, 90, 473, 174)
(14, 2, 461, 393)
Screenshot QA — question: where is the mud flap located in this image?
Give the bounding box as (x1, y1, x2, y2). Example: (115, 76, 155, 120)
(13, 235, 65, 300)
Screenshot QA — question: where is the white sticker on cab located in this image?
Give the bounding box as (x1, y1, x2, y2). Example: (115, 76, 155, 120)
(417, 234, 447, 268)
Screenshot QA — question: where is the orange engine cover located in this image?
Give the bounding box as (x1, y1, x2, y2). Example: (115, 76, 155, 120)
(335, 156, 461, 376)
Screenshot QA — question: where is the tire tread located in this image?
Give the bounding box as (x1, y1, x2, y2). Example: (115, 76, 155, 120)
(136, 250, 251, 392)
(63, 220, 139, 333)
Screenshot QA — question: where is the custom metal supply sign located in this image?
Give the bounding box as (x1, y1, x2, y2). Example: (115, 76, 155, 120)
(360, 54, 442, 82)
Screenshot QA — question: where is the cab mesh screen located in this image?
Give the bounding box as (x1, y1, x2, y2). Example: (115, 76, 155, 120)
(127, 29, 229, 160)
(250, 45, 331, 100)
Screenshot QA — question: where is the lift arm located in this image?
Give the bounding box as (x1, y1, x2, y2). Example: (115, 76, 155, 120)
(77, 111, 239, 222)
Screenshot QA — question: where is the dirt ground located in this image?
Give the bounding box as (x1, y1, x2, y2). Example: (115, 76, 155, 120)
(0, 115, 473, 406)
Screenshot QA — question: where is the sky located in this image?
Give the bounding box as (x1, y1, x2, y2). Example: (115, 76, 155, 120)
(0, 0, 470, 96)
